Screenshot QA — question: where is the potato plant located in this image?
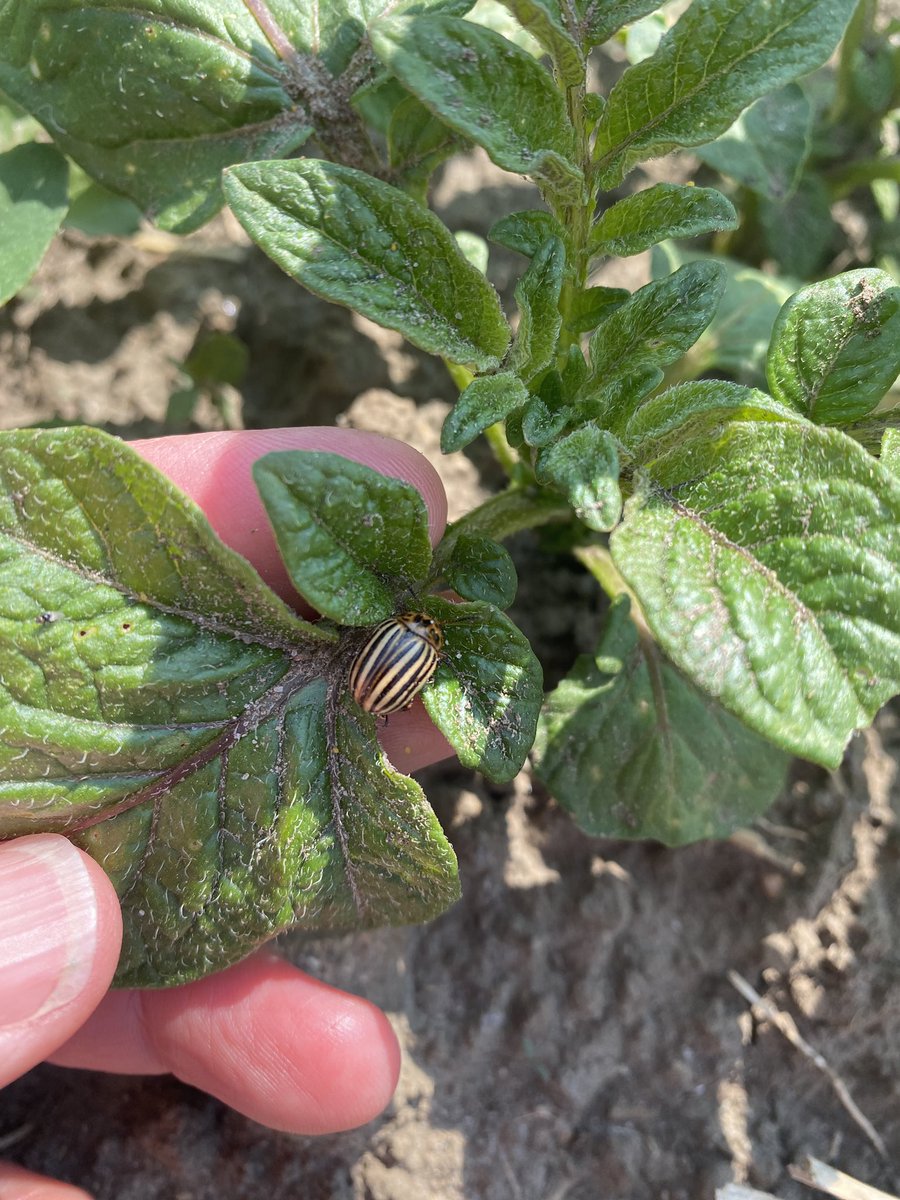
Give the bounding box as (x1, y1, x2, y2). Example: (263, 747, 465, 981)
(1, 0, 899, 987)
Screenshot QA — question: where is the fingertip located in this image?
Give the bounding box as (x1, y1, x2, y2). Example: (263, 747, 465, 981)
(0, 1163, 94, 1200)
(139, 954, 401, 1134)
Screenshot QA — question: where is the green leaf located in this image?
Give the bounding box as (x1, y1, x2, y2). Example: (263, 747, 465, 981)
(589, 184, 737, 259)
(580, 262, 727, 427)
(565, 285, 629, 334)
(757, 173, 836, 278)
(0, 142, 68, 305)
(83, 676, 459, 986)
(253, 451, 434, 625)
(521, 396, 572, 446)
(494, 0, 585, 83)
(2, 429, 477, 987)
(388, 93, 466, 201)
(422, 596, 542, 782)
(696, 83, 813, 198)
(488, 209, 567, 258)
(370, 14, 582, 200)
(224, 159, 509, 371)
(0, 0, 314, 232)
(767, 269, 900, 426)
(507, 237, 565, 382)
(594, 0, 857, 187)
(535, 425, 621, 531)
(651, 242, 796, 385)
(881, 428, 900, 477)
(576, 0, 662, 50)
(534, 594, 789, 843)
(441, 372, 530, 452)
(440, 532, 517, 607)
(623, 380, 804, 458)
(611, 419, 900, 766)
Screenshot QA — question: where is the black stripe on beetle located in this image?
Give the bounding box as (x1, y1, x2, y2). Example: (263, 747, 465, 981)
(349, 612, 443, 716)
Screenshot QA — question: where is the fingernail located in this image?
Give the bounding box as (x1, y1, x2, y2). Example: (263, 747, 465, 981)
(0, 836, 99, 1027)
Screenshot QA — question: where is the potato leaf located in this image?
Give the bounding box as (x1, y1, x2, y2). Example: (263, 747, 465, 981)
(612, 414, 900, 766)
(534, 594, 789, 844)
(767, 269, 900, 426)
(589, 184, 737, 260)
(224, 159, 509, 371)
(370, 14, 582, 202)
(594, 0, 857, 187)
(422, 596, 543, 783)
(0, 428, 462, 986)
(0, 142, 68, 304)
(534, 425, 621, 532)
(253, 451, 435, 625)
(441, 372, 530, 452)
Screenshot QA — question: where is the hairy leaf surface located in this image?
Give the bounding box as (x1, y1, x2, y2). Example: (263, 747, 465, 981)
(224, 159, 509, 370)
(370, 14, 582, 200)
(767, 269, 900, 426)
(589, 184, 737, 259)
(422, 597, 542, 782)
(594, 0, 856, 187)
(612, 416, 900, 766)
(253, 451, 434, 625)
(534, 595, 788, 843)
(0, 428, 462, 986)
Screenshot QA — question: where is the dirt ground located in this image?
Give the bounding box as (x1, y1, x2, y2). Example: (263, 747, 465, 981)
(1, 151, 899, 1200)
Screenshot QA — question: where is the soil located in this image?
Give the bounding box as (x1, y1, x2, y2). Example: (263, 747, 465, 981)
(2, 150, 899, 1200)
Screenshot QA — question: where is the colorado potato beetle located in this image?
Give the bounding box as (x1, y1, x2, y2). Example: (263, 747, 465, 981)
(349, 612, 443, 716)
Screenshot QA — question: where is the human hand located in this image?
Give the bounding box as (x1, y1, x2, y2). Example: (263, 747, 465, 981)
(0, 429, 454, 1199)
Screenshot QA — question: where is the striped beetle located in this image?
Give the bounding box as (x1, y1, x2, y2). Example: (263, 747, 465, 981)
(349, 612, 443, 716)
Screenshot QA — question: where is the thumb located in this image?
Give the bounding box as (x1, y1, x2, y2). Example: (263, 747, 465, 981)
(0, 835, 122, 1087)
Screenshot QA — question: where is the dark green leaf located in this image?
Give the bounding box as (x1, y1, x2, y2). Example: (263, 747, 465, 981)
(1, 429, 474, 987)
(388, 93, 466, 200)
(488, 209, 567, 258)
(370, 15, 582, 199)
(589, 184, 737, 259)
(507, 237, 565, 382)
(0, 0, 313, 232)
(580, 262, 727, 427)
(253, 451, 433, 625)
(565, 285, 629, 334)
(423, 596, 542, 782)
(440, 533, 518, 607)
(521, 396, 572, 446)
(534, 593, 788, 843)
(576, 0, 662, 50)
(624, 380, 804, 459)
(696, 83, 813, 198)
(767, 269, 900, 426)
(82, 677, 460, 986)
(0, 142, 68, 305)
(535, 424, 621, 531)
(494, 0, 585, 83)
(594, 0, 856, 187)
(224, 159, 509, 371)
(757, 174, 836, 278)
(611, 419, 900, 766)
(650, 242, 796, 386)
(441, 372, 530, 452)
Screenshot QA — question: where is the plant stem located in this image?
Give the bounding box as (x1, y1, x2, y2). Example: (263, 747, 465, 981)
(484, 422, 522, 481)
